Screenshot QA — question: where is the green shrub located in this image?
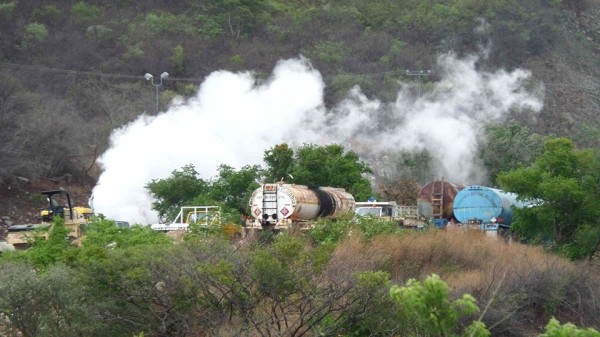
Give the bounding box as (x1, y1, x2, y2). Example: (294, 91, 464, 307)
(172, 44, 184, 72)
(313, 41, 347, 64)
(123, 42, 144, 59)
(32, 5, 63, 23)
(390, 274, 490, 337)
(86, 24, 113, 40)
(308, 212, 354, 245)
(21, 22, 48, 49)
(540, 318, 600, 336)
(354, 215, 401, 240)
(72, 2, 102, 24)
(144, 12, 194, 35)
(0, 2, 15, 18)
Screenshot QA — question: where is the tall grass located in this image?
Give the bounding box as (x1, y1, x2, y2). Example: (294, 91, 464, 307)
(330, 229, 600, 336)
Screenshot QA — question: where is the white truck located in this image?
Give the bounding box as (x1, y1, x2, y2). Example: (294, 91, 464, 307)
(354, 201, 427, 229)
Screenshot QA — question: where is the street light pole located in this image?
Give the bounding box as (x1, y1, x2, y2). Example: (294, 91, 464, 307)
(145, 72, 169, 113)
(405, 69, 431, 96)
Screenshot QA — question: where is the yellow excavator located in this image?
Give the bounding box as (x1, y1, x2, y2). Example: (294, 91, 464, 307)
(6, 189, 93, 249)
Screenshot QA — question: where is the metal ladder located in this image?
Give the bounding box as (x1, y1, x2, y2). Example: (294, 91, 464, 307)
(430, 178, 445, 219)
(262, 185, 278, 222)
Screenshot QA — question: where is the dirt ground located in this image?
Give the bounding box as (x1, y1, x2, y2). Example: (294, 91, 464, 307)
(0, 176, 93, 240)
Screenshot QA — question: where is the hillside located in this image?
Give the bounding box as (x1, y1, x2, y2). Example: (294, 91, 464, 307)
(0, 0, 599, 228)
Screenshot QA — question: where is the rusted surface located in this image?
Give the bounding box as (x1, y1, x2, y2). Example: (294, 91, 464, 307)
(417, 180, 465, 220)
(248, 183, 355, 228)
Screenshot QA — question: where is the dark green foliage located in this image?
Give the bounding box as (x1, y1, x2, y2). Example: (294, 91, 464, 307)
(263, 143, 295, 182)
(2, 2, 600, 333)
(294, 144, 372, 199)
(20, 22, 48, 50)
(80, 216, 170, 249)
(209, 164, 261, 215)
(146, 163, 261, 219)
(1, 217, 74, 270)
(263, 143, 373, 200)
(72, 2, 102, 25)
(308, 212, 354, 245)
(480, 122, 545, 185)
(498, 137, 600, 259)
(1, 217, 600, 335)
(146, 164, 210, 222)
(354, 214, 402, 240)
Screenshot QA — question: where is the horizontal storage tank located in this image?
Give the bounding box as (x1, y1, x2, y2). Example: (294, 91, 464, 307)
(417, 180, 465, 220)
(453, 186, 531, 228)
(248, 183, 355, 228)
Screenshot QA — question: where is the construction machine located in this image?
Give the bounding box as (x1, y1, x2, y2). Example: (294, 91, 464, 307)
(6, 189, 93, 249)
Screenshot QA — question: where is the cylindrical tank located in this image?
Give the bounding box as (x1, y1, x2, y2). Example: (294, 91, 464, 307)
(248, 183, 355, 227)
(453, 186, 530, 227)
(417, 180, 465, 220)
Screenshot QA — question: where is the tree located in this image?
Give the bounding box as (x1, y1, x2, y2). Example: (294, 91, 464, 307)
(146, 164, 210, 222)
(264, 143, 373, 201)
(372, 150, 433, 204)
(390, 274, 490, 337)
(479, 122, 545, 185)
(76, 244, 197, 336)
(208, 164, 261, 215)
(79, 216, 170, 250)
(497, 137, 600, 259)
(263, 143, 295, 182)
(4, 217, 76, 270)
(0, 261, 108, 337)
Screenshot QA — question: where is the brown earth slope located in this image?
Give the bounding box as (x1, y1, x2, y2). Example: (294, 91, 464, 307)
(0, 177, 93, 240)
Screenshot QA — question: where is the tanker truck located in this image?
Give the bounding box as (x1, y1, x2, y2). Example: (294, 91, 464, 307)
(453, 185, 533, 235)
(247, 183, 355, 229)
(416, 179, 465, 224)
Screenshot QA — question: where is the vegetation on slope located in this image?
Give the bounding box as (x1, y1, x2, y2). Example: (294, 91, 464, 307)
(0, 0, 598, 182)
(1, 217, 599, 336)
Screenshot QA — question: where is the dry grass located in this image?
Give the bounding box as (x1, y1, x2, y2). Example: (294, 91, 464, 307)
(330, 229, 600, 336)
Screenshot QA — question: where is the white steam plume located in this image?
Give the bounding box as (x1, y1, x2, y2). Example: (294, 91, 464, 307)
(92, 53, 543, 224)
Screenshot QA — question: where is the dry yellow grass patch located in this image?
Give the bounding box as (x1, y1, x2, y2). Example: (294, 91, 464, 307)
(329, 229, 600, 334)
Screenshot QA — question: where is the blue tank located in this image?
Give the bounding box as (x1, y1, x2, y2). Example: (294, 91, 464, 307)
(453, 186, 530, 230)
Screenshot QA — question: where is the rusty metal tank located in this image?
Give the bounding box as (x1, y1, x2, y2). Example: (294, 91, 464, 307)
(417, 179, 465, 220)
(248, 183, 355, 228)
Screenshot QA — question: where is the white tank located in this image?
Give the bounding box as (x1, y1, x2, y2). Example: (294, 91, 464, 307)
(248, 183, 355, 229)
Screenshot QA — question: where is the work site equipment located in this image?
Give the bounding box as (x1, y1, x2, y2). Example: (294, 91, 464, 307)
(247, 183, 355, 230)
(151, 206, 243, 239)
(6, 189, 93, 249)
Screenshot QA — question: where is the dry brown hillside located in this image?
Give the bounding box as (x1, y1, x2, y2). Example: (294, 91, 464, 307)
(0, 177, 93, 239)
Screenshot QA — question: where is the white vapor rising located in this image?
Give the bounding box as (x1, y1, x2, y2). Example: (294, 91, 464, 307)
(92, 54, 543, 224)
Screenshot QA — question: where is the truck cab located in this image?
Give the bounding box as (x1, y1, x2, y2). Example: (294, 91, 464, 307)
(354, 201, 399, 219)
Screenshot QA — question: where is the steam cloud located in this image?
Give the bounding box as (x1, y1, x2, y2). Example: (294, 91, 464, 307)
(91, 53, 543, 224)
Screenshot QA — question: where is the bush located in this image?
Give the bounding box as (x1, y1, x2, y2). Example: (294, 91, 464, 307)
(20, 22, 48, 49)
(72, 2, 102, 25)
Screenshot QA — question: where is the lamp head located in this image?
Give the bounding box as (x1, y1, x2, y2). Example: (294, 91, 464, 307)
(144, 73, 153, 80)
(160, 72, 169, 79)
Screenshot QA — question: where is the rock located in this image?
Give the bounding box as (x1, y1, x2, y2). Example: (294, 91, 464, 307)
(0, 241, 15, 252)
